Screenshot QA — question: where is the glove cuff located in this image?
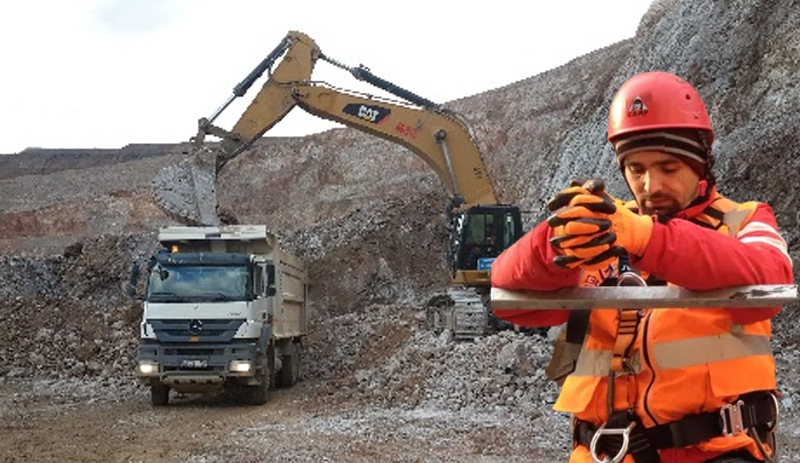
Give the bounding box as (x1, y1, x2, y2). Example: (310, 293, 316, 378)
(630, 214, 654, 256)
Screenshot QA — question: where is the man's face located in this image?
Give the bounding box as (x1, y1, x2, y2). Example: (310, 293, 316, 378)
(622, 151, 702, 216)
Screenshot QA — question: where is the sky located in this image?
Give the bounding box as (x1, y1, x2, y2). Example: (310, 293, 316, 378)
(0, 0, 653, 154)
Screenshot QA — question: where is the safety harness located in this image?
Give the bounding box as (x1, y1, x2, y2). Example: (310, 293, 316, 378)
(554, 198, 780, 463)
(575, 391, 779, 462)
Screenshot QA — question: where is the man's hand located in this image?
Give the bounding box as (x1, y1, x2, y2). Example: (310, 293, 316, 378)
(547, 179, 616, 269)
(547, 178, 615, 250)
(607, 202, 654, 257)
(546, 178, 654, 270)
(546, 178, 612, 212)
(547, 206, 612, 250)
(561, 190, 653, 257)
(551, 238, 622, 270)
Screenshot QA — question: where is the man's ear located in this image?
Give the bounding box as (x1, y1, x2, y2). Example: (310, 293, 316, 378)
(698, 179, 708, 198)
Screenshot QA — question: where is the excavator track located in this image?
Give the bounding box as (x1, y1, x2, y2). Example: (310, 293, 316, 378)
(427, 287, 493, 340)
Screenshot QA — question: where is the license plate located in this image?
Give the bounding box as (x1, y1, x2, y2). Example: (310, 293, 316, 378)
(180, 359, 208, 369)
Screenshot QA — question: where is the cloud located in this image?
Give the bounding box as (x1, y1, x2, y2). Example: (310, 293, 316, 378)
(92, 0, 180, 37)
(0, 0, 654, 154)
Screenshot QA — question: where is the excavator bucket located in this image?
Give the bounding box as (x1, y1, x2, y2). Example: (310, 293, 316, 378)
(152, 146, 220, 226)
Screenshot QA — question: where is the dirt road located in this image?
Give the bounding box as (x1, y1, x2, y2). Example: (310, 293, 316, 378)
(0, 377, 569, 463)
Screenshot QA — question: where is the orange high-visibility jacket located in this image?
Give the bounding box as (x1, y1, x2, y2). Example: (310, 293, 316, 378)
(490, 189, 794, 463)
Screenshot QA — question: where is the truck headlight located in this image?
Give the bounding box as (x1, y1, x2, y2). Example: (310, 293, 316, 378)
(229, 360, 252, 373)
(137, 360, 160, 376)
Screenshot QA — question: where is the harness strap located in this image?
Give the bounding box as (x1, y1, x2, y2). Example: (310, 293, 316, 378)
(575, 392, 778, 455)
(608, 269, 645, 413)
(610, 309, 639, 374)
(647, 392, 777, 449)
(566, 310, 591, 344)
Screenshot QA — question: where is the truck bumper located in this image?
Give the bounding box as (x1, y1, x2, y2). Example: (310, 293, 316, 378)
(136, 340, 263, 392)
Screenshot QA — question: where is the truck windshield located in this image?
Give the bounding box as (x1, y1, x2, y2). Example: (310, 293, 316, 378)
(146, 265, 250, 302)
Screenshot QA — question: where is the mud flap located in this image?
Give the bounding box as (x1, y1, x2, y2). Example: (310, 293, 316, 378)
(152, 146, 221, 225)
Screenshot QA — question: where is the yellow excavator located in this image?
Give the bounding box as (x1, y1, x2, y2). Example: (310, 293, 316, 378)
(153, 31, 524, 338)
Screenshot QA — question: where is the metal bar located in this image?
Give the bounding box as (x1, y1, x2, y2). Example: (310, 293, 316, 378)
(490, 285, 798, 310)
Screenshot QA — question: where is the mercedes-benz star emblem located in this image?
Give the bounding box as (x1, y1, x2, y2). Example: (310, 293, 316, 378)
(188, 319, 203, 335)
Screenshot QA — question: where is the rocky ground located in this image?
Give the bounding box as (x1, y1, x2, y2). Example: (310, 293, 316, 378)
(0, 232, 572, 462)
(0, 232, 798, 462)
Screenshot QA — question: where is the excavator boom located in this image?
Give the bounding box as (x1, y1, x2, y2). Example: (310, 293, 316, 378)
(153, 31, 321, 225)
(154, 30, 507, 224)
(292, 84, 498, 207)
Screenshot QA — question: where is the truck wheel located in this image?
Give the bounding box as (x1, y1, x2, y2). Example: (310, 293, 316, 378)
(245, 344, 275, 406)
(245, 366, 269, 405)
(150, 385, 169, 406)
(278, 343, 301, 387)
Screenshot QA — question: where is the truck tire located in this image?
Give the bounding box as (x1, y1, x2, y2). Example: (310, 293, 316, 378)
(150, 385, 170, 406)
(244, 345, 274, 405)
(278, 342, 301, 387)
(245, 366, 269, 405)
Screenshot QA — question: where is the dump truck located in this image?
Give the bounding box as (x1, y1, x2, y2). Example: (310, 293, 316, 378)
(131, 224, 308, 406)
(152, 31, 523, 339)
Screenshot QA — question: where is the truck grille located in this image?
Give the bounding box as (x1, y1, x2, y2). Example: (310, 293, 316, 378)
(149, 318, 246, 342)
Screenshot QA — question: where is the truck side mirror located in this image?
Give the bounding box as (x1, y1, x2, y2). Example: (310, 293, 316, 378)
(266, 264, 276, 296)
(127, 263, 141, 299)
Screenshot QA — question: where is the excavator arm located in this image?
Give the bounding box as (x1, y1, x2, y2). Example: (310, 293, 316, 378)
(153, 31, 321, 225)
(210, 32, 321, 172)
(154, 30, 505, 224)
(291, 84, 498, 208)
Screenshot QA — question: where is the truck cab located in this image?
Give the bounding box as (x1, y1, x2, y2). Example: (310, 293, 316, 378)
(133, 225, 307, 405)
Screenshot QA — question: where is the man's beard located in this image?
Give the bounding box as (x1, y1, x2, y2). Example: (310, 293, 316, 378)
(639, 193, 682, 217)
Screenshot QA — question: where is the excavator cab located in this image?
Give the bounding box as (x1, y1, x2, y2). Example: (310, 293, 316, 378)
(450, 205, 523, 285)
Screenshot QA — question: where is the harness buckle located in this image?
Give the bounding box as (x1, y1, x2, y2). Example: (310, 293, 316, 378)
(589, 421, 636, 463)
(719, 399, 745, 437)
(617, 272, 647, 287)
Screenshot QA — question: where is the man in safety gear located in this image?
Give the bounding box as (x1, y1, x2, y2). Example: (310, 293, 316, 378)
(490, 71, 793, 463)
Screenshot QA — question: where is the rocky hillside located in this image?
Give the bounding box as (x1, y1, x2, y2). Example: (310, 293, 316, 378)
(0, 0, 798, 411)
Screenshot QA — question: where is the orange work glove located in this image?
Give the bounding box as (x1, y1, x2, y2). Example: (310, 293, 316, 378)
(609, 201, 654, 256)
(547, 207, 612, 250)
(553, 236, 622, 270)
(546, 179, 617, 269)
(564, 184, 654, 258)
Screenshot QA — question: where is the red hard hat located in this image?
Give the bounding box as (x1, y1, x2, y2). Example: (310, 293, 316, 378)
(607, 71, 713, 146)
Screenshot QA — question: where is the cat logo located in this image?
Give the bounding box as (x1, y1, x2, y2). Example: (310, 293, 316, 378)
(342, 103, 391, 124)
(628, 96, 648, 116)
